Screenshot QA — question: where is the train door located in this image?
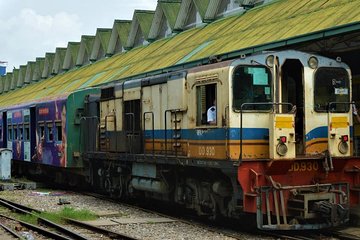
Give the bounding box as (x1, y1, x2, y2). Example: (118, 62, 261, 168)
(23, 109, 31, 161)
(30, 107, 36, 161)
(123, 99, 142, 154)
(281, 59, 304, 156)
(0, 112, 5, 148)
(6, 112, 12, 154)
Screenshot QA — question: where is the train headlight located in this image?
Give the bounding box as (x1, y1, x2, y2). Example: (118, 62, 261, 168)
(266, 55, 274, 67)
(338, 141, 349, 154)
(308, 56, 318, 69)
(276, 143, 288, 156)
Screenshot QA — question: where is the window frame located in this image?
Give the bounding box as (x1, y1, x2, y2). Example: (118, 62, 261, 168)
(313, 67, 350, 113)
(55, 121, 62, 142)
(231, 65, 273, 112)
(195, 83, 217, 127)
(24, 123, 30, 141)
(46, 121, 54, 142)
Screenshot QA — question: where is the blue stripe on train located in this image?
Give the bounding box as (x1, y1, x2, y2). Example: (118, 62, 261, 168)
(305, 126, 353, 141)
(144, 128, 269, 141)
(145, 126, 353, 141)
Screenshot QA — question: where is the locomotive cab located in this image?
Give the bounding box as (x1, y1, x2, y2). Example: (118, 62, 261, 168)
(232, 51, 354, 229)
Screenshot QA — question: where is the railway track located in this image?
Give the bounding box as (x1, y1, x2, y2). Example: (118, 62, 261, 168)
(0, 220, 23, 240)
(83, 192, 360, 240)
(0, 214, 71, 239)
(81, 192, 268, 240)
(0, 197, 139, 240)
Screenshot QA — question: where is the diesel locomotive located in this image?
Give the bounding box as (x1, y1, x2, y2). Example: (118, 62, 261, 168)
(2, 50, 359, 230)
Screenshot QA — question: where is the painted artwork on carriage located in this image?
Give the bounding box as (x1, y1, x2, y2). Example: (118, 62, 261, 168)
(5, 108, 30, 161)
(0, 113, 3, 148)
(33, 99, 67, 167)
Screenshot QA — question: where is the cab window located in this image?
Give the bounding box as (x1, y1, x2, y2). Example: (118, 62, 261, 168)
(314, 67, 350, 112)
(232, 66, 272, 111)
(196, 84, 216, 126)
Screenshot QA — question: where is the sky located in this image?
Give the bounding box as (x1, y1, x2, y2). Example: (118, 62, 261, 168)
(0, 0, 158, 72)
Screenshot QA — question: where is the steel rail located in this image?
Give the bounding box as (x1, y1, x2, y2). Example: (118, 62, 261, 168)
(0, 199, 88, 240)
(0, 213, 72, 240)
(65, 218, 140, 240)
(0, 196, 139, 240)
(0, 222, 23, 239)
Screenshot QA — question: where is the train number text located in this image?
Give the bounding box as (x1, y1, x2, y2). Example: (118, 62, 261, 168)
(198, 146, 215, 156)
(288, 161, 319, 172)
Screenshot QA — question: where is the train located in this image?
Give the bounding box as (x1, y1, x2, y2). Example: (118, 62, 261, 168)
(1, 50, 359, 230)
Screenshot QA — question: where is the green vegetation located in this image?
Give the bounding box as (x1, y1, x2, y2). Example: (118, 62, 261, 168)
(17, 214, 38, 225)
(39, 207, 98, 224)
(11, 207, 98, 225)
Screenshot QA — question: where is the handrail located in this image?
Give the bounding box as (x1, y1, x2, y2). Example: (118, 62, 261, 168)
(164, 109, 181, 158)
(143, 111, 155, 157)
(328, 101, 353, 113)
(239, 102, 294, 162)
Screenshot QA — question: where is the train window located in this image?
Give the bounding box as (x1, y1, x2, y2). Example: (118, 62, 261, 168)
(14, 125, 18, 140)
(39, 124, 45, 139)
(0, 126, 2, 141)
(46, 122, 54, 142)
(232, 66, 272, 111)
(19, 125, 23, 140)
(24, 124, 30, 141)
(196, 84, 216, 126)
(55, 122, 62, 141)
(314, 67, 350, 112)
(7, 126, 12, 141)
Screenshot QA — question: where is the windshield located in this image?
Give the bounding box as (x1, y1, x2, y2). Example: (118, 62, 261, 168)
(232, 66, 272, 111)
(314, 67, 350, 112)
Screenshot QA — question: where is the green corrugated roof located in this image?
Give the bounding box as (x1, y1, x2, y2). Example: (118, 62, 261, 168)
(159, 0, 182, 30)
(1, 0, 360, 108)
(81, 36, 95, 55)
(23, 62, 35, 85)
(10, 69, 19, 90)
(97, 29, 112, 53)
(114, 20, 132, 47)
(0, 76, 5, 93)
(135, 10, 155, 39)
(193, 0, 210, 20)
(3, 73, 12, 92)
(34, 57, 45, 81)
(68, 42, 80, 64)
(16, 65, 27, 87)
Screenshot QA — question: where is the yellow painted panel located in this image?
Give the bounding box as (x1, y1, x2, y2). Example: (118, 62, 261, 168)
(331, 116, 349, 128)
(275, 116, 294, 129)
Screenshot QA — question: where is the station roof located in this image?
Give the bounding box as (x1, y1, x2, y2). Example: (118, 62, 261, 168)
(1, 0, 360, 108)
